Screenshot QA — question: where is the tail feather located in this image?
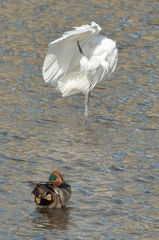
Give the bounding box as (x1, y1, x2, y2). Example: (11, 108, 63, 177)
(32, 184, 54, 207)
(32, 184, 47, 197)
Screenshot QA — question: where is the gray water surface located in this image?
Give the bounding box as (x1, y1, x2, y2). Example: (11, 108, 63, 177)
(0, 0, 159, 239)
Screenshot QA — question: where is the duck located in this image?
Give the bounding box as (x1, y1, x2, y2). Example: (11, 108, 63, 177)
(30, 171, 71, 209)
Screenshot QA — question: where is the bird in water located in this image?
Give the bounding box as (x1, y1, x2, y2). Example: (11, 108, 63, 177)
(42, 22, 118, 117)
(28, 171, 71, 209)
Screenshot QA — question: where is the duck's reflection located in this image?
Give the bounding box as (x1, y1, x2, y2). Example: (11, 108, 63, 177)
(33, 207, 71, 230)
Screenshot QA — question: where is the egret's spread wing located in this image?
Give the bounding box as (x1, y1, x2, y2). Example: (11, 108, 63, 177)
(42, 22, 101, 85)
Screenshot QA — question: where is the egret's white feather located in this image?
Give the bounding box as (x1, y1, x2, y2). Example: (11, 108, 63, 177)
(42, 22, 118, 117)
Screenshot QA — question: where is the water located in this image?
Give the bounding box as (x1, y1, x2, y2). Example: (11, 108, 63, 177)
(0, 0, 159, 239)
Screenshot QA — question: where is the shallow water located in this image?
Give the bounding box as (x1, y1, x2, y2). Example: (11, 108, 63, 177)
(0, 0, 159, 239)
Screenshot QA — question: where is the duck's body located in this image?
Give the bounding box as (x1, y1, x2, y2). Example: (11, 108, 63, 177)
(42, 22, 118, 117)
(30, 171, 71, 209)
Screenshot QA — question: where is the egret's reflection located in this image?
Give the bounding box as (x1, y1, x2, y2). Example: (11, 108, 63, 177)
(33, 207, 71, 230)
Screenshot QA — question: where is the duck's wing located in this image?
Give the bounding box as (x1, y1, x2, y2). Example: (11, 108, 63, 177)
(42, 22, 101, 85)
(23, 181, 52, 185)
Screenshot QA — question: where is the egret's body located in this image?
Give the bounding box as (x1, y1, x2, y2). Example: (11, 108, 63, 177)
(42, 22, 118, 117)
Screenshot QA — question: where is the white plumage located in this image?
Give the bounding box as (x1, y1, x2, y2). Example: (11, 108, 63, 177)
(42, 22, 118, 117)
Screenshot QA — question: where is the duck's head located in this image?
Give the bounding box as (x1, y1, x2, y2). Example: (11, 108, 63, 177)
(49, 171, 64, 187)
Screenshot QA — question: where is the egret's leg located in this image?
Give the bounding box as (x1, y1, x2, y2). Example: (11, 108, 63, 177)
(85, 91, 90, 118)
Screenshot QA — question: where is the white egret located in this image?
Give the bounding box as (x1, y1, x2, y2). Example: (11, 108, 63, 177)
(42, 22, 118, 117)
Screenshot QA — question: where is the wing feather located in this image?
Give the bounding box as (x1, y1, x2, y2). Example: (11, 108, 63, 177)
(42, 22, 101, 85)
